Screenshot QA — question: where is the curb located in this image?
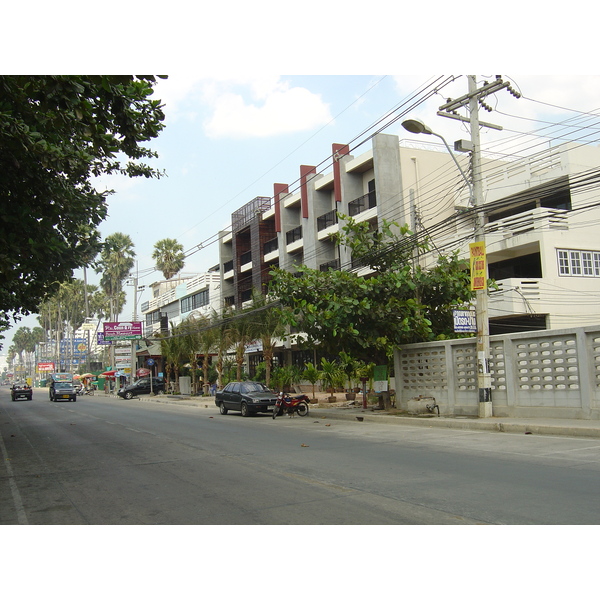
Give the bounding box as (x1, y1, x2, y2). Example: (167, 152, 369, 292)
(96, 393, 600, 440)
(309, 409, 600, 439)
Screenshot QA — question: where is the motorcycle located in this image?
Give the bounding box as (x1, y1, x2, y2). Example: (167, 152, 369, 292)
(272, 391, 310, 419)
(76, 384, 94, 396)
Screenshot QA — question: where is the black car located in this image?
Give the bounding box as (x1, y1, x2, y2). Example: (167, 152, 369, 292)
(117, 377, 165, 399)
(50, 381, 77, 402)
(215, 381, 279, 417)
(11, 382, 32, 401)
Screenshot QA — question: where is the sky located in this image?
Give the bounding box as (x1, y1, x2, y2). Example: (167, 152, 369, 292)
(4, 71, 600, 356)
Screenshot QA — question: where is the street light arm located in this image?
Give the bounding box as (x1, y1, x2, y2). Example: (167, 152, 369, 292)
(402, 118, 473, 205)
(429, 132, 474, 203)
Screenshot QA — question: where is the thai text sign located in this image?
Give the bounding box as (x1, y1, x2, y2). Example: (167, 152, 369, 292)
(97, 332, 111, 346)
(103, 321, 143, 341)
(37, 362, 55, 372)
(469, 241, 487, 291)
(453, 309, 477, 333)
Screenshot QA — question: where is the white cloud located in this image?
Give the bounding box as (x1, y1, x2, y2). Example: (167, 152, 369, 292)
(200, 76, 332, 139)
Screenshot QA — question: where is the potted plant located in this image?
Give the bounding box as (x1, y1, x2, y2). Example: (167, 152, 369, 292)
(339, 352, 359, 401)
(319, 357, 344, 402)
(302, 362, 321, 404)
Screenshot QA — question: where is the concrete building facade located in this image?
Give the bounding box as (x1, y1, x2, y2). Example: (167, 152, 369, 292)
(216, 132, 600, 379)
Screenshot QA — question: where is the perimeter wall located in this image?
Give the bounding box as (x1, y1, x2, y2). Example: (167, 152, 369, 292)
(393, 326, 600, 419)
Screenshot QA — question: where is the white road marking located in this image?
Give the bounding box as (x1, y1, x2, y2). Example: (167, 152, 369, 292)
(0, 431, 29, 525)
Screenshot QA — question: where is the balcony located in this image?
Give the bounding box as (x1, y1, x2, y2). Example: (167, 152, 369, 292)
(264, 237, 279, 262)
(240, 250, 252, 273)
(349, 191, 376, 217)
(286, 225, 303, 254)
(317, 209, 338, 232)
(485, 207, 568, 238)
(319, 258, 340, 272)
(286, 225, 302, 245)
(489, 279, 541, 317)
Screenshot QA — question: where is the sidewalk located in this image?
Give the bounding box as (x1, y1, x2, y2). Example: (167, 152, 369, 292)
(96, 390, 600, 440)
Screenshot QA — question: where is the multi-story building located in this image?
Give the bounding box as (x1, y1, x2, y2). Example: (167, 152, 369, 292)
(140, 270, 221, 336)
(218, 132, 600, 370)
(219, 133, 474, 306)
(432, 141, 600, 333)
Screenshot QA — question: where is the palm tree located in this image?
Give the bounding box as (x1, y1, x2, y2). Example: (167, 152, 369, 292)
(158, 325, 186, 394)
(247, 290, 286, 388)
(302, 362, 321, 402)
(211, 309, 233, 390)
(227, 307, 255, 381)
(178, 315, 209, 395)
(152, 238, 185, 280)
(197, 316, 219, 395)
(96, 232, 136, 321)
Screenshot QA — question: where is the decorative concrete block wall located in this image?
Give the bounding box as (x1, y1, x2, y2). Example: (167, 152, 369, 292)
(394, 326, 600, 419)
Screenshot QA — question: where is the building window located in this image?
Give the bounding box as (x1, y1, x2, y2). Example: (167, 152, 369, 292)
(146, 310, 160, 326)
(570, 251, 582, 275)
(181, 289, 209, 313)
(558, 249, 600, 277)
(582, 252, 594, 276)
(557, 250, 570, 275)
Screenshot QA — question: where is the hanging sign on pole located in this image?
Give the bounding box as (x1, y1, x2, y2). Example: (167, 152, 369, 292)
(469, 241, 487, 291)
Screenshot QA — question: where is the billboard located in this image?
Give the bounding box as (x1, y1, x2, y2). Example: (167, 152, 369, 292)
(60, 338, 88, 357)
(37, 361, 55, 372)
(103, 322, 143, 341)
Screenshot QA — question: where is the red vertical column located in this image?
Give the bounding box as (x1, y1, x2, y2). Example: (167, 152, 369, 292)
(273, 183, 288, 233)
(300, 165, 316, 219)
(332, 143, 350, 204)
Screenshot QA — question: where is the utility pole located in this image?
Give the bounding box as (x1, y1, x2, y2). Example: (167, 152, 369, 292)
(438, 75, 520, 418)
(128, 263, 143, 384)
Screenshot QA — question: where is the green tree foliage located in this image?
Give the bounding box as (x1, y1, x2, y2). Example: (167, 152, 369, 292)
(152, 238, 185, 280)
(246, 290, 287, 387)
(0, 75, 166, 343)
(269, 215, 474, 365)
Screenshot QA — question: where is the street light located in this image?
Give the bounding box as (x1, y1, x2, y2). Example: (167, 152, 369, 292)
(402, 119, 473, 203)
(402, 116, 492, 418)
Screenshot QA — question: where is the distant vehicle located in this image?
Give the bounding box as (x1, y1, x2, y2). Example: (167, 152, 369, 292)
(11, 382, 32, 401)
(215, 381, 279, 417)
(48, 373, 77, 402)
(117, 377, 165, 399)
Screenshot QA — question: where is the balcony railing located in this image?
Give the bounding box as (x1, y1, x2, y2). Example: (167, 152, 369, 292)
(264, 237, 278, 255)
(319, 258, 340, 271)
(485, 207, 568, 237)
(348, 191, 376, 216)
(317, 209, 338, 231)
(286, 225, 303, 245)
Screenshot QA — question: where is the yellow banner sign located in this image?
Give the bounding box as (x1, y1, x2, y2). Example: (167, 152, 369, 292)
(470, 241, 487, 290)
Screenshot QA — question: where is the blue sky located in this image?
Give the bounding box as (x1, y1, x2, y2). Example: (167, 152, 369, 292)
(4, 72, 600, 352)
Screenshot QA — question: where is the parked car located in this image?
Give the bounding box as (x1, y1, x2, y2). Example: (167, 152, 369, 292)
(215, 381, 279, 417)
(117, 377, 165, 399)
(50, 381, 77, 402)
(11, 382, 32, 401)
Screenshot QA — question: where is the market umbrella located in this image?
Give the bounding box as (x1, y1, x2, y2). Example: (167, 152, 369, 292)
(100, 370, 116, 378)
(73, 374, 81, 380)
(80, 373, 94, 379)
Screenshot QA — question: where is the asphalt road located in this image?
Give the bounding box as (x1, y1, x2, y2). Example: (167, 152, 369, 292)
(2, 388, 600, 524)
